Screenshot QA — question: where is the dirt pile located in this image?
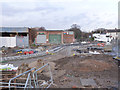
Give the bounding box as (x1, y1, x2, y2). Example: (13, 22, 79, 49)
(52, 54, 118, 88)
(29, 59, 44, 68)
(29, 59, 56, 75)
(71, 60, 112, 72)
(54, 55, 113, 72)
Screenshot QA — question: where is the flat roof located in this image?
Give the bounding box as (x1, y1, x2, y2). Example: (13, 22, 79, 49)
(106, 29, 120, 32)
(46, 30, 63, 31)
(36, 30, 64, 32)
(37, 30, 74, 32)
(0, 27, 29, 33)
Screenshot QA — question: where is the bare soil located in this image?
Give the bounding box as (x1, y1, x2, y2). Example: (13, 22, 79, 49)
(2, 46, 119, 89)
(48, 54, 118, 88)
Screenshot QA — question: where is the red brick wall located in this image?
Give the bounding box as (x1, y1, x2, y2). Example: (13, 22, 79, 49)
(63, 34, 74, 43)
(36, 31, 75, 44)
(29, 28, 37, 45)
(37, 31, 63, 44)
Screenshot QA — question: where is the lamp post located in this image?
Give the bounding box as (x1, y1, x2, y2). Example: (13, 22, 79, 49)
(116, 29, 119, 57)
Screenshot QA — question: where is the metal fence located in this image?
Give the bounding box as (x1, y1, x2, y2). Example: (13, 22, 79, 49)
(0, 63, 53, 89)
(33, 63, 53, 88)
(0, 68, 35, 89)
(1, 46, 64, 62)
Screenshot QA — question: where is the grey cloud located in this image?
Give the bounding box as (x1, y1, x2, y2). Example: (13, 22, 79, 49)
(2, 2, 64, 16)
(2, 3, 19, 16)
(54, 13, 88, 24)
(2, 0, 118, 31)
(106, 21, 113, 25)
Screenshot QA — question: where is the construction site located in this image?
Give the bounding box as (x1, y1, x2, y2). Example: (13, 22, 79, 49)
(1, 0, 120, 89)
(0, 42, 119, 89)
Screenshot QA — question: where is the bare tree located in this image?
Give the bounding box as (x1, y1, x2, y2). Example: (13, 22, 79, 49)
(71, 24, 81, 29)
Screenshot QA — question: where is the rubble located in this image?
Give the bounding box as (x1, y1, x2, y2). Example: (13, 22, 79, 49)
(80, 78, 97, 87)
(0, 64, 18, 71)
(89, 51, 100, 54)
(52, 54, 118, 88)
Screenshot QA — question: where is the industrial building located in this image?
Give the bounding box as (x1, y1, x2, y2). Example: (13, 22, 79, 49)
(29, 28, 75, 45)
(36, 30, 63, 44)
(0, 27, 29, 47)
(63, 31, 74, 43)
(92, 29, 120, 43)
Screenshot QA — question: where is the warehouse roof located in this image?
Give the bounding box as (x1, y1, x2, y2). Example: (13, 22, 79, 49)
(0, 27, 29, 33)
(106, 29, 120, 32)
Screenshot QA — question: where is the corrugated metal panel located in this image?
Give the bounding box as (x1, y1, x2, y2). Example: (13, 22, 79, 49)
(49, 34, 61, 44)
(0, 27, 28, 33)
(36, 35, 46, 43)
(0, 37, 16, 47)
(16, 36, 29, 47)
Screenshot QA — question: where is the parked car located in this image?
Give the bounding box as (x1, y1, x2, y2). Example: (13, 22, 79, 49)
(28, 50, 34, 54)
(22, 49, 37, 55)
(15, 49, 37, 55)
(16, 49, 23, 54)
(23, 51, 29, 55)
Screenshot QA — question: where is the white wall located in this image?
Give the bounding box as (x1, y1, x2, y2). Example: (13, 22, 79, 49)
(16, 35, 29, 47)
(93, 33, 111, 42)
(118, 33, 120, 39)
(0, 37, 16, 47)
(36, 35, 46, 44)
(106, 32, 117, 40)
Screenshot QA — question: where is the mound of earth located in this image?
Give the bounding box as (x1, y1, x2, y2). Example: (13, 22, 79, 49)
(54, 55, 113, 72)
(29, 59, 56, 73)
(68, 60, 112, 72)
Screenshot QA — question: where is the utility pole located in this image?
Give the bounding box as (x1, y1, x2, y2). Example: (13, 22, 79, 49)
(116, 29, 119, 57)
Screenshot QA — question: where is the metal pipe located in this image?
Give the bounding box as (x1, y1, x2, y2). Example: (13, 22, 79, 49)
(9, 68, 35, 89)
(0, 82, 29, 85)
(33, 63, 49, 88)
(33, 63, 54, 88)
(33, 63, 48, 73)
(24, 73, 30, 89)
(48, 64, 53, 83)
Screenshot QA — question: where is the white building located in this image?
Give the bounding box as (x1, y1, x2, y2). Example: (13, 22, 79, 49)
(0, 27, 29, 47)
(92, 29, 120, 43)
(93, 33, 111, 42)
(106, 30, 119, 40)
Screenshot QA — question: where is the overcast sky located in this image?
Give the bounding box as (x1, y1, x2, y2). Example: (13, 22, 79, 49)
(0, 0, 119, 32)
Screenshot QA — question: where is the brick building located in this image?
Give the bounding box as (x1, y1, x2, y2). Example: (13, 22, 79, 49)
(63, 31, 74, 43)
(29, 28, 74, 45)
(36, 30, 63, 44)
